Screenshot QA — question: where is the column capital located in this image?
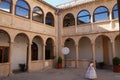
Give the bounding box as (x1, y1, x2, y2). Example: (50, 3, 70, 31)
(110, 40, 115, 43)
(91, 42, 95, 45)
(9, 41, 14, 44)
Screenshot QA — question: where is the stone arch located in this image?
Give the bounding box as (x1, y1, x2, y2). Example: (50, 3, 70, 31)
(0, 30, 11, 64)
(115, 35, 120, 58)
(95, 35, 112, 65)
(63, 13, 75, 27)
(12, 33, 29, 72)
(64, 38, 76, 60)
(45, 12, 54, 27)
(45, 38, 54, 60)
(78, 37, 92, 60)
(32, 36, 44, 60)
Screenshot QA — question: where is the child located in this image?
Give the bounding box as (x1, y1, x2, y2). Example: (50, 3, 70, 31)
(85, 62, 97, 80)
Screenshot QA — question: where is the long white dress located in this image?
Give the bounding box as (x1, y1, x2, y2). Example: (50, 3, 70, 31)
(85, 63, 97, 79)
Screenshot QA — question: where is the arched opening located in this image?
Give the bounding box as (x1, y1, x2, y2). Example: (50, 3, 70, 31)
(64, 38, 76, 67)
(45, 12, 54, 27)
(77, 10, 90, 25)
(32, 6, 44, 23)
(31, 42, 38, 60)
(45, 38, 54, 60)
(112, 4, 118, 19)
(0, 30, 10, 64)
(93, 6, 109, 22)
(115, 35, 120, 57)
(32, 36, 43, 61)
(95, 35, 112, 67)
(78, 37, 92, 60)
(12, 33, 29, 72)
(63, 13, 75, 27)
(0, 0, 12, 13)
(15, 0, 30, 18)
(78, 37, 92, 69)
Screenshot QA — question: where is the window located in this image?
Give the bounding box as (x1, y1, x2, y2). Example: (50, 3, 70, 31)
(113, 4, 118, 19)
(15, 0, 30, 18)
(0, 47, 9, 63)
(94, 6, 109, 22)
(63, 13, 75, 27)
(77, 10, 90, 25)
(32, 7, 44, 23)
(31, 42, 38, 60)
(0, 0, 12, 12)
(45, 12, 54, 27)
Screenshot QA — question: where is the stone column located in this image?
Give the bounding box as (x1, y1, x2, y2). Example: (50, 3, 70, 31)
(75, 44, 79, 68)
(43, 44, 46, 68)
(53, 45, 56, 68)
(92, 43, 96, 68)
(28, 42, 32, 72)
(9, 41, 14, 75)
(111, 41, 116, 58)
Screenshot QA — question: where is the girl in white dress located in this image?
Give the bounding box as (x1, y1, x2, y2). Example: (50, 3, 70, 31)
(85, 62, 97, 80)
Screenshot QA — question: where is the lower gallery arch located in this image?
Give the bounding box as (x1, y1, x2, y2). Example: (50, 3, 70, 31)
(31, 36, 44, 71)
(12, 33, 29, 72)
(0, 30, 10, 76)
(78, 37, 92, 69)
(32, 36, 43, 61)
(45, 38, 55, 68)
(64, 38, 76, 68)
(115, 35, 120, 57)
(95, 35, 112, 68)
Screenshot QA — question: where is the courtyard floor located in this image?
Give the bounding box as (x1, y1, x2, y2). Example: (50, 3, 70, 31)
(0, 68, 120, 80)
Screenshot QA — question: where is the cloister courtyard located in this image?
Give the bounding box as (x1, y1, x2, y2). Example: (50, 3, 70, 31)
(0, 68, 120, 80)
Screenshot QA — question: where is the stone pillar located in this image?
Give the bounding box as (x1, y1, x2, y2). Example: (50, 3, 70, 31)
(9, 41, 14, 75)
(75, 44, 79, 68)
(92, 43, 96, 68)
(53, 45, 56, 68)
(43, 44, 46, 68)
(111, 41, 116, 58)
(28, 42, 32, 72)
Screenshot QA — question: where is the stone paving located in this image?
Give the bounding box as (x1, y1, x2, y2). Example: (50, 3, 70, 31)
(0, 68, 120, 80)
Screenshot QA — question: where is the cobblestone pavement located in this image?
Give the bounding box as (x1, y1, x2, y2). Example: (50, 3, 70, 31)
(0, 68, 120, 80)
